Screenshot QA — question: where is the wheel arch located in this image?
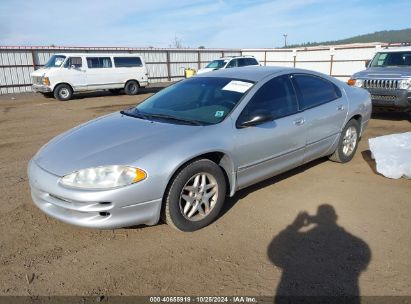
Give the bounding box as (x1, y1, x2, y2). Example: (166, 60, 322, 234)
(53, 82, 74, 93)
(163, 151, 236, 203)
(124, 79, 141, 88)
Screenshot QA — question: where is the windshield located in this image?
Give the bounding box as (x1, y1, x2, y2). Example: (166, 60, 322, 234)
(205, 60, 227, 69)
(44, 55, 66, 68)
(370, 51, 411, 67)
(130, 77, 254, 125)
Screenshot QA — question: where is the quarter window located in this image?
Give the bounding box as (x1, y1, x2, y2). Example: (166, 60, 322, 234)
(86, 57, 112, 69)
(226, 59, 238, 68)
(292, 74, 341, 110)
(114, 57, 143, 67)
(240, 75, 298, 120)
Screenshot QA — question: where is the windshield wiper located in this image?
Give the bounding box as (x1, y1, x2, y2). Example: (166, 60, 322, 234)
(149, 113, 203, 126)
(120, 108, 152, 120)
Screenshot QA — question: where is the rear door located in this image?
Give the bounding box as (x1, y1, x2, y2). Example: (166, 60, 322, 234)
(234, 74, 307, 189)
(85, 57, 115, 90)
(291, 73, 348, 163)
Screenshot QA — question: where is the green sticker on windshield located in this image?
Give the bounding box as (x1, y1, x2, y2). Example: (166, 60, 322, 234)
(215, 111, 224, 117)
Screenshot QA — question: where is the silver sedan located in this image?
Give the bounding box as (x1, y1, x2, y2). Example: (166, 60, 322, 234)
(28, 67, 372, 231)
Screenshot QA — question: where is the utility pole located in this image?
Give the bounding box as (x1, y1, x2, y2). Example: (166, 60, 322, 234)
(283, 34, 288, 47)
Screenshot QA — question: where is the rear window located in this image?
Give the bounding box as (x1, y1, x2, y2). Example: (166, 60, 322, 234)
(114, 57, 143, 67)
(292, 74, 342, 110)
(86, 57, 112, 69)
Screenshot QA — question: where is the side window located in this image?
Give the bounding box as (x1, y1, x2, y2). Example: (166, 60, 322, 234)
(240, 75, 298, 120)
(292, 74, 342, 110)
(114, 57, 143, 67)
(246, 58, 259, 65)
(86, 57, 112, 69)
(64, 57, 82, 68)
(237, 58, 247, 67)
(226, 59, 238, 68)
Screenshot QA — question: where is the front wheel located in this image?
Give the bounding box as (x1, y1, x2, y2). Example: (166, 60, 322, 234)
(163, 159, 227, 231)
(124, 80, 139, 95)
(329, 119, 360, 163)
(54, 84, 73, 101)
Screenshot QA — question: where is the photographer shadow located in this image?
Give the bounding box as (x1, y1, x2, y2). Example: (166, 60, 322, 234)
(267, 205, 371, 304)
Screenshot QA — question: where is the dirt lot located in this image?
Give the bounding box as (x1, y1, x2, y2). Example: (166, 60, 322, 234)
(0, 88, 410, 297)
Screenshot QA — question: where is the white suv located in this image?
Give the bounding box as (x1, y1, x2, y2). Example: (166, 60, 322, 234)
(197, 56, 260, 75)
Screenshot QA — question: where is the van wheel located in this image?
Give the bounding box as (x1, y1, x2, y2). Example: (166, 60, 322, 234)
(329, 119, 360, 163)
(124, 80, 139, 95)
(54, 84, 73, 101)
(162, 159, 226, 232)
(109, 89, 122, 95)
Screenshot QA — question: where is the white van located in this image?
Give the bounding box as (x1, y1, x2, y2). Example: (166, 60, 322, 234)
(31, 53, 149, 100)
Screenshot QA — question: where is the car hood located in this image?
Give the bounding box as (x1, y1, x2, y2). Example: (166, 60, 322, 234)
(196, 68, 217, 75)
(31, 68, 56, 77)
(34, 112, 204, 176)
(353, 67, 411, 78)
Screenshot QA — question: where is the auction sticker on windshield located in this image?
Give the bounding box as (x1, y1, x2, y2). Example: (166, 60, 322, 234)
(222, 80, 253, 93)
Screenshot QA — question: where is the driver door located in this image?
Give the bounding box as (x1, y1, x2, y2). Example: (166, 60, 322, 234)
(60, 57, 87, 91)
(234, 74, 307, 189)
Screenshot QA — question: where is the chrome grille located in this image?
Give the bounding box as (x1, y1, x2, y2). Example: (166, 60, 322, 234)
(32, 76, 42, 85)
(363, 79, 399, 90)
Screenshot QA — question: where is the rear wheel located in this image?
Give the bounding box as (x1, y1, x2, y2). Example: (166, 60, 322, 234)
(124, 80, 139, 95)
(163, 159, 226, 231)
(329, 119, 360, 163)
(54, 84, 73, 101)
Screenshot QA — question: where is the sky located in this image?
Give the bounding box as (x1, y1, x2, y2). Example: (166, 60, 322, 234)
(0, 0, 410, 48)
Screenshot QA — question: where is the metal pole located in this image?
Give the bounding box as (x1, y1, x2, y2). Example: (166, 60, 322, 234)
(283, 34, 288, 48)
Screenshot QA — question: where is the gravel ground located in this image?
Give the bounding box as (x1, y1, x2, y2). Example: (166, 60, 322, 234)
(0, 88, 410, 297)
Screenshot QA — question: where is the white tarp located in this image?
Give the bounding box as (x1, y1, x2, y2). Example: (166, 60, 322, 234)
(369, 132, 411, 179)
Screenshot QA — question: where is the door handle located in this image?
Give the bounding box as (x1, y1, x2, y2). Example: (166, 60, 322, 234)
(337, 105, 345, 111)
(293, 117, 305, 126)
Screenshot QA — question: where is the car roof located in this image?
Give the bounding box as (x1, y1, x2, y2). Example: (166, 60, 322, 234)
(53, 53, 142, 57)
(377, 47, 411, 53)
(195, 66, 295, 82)
(210, 56, 256, 60)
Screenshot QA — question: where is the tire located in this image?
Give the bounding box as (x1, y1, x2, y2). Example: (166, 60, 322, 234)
(54, 84, 73, 101)
(329, 119, 360, 163)
(109, 89, 122, 95)
(163, 159, 227, 232)
(124, 80, 139, 95)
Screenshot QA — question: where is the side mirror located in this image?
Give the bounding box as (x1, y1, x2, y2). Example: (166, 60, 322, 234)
(365, 60, 370, 68)
(237, 112, 273, 128)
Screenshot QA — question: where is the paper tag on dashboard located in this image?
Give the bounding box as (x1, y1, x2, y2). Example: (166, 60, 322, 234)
(222, 80, 253, 93)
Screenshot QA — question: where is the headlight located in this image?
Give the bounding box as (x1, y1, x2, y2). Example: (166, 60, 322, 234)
(42, 77, 50, 86)
(60, 166, 147, 189)
(398, 78, 411, 90)
(348, 78, 363, 87)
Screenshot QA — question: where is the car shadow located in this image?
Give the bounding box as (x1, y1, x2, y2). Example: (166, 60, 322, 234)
(69, 85, 167, 100)
(219, 158, 327, 219)
(371, 110, 411, 122)
(267, 204, 371, 303)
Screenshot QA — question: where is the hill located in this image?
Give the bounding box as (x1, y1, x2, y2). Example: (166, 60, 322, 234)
(285, 28, 411, 48)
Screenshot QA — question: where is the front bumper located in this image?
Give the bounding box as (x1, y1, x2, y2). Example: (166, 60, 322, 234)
(27, 160, 162, 229)
(365, 88, 411, 110)
(32, 84, 52, 93)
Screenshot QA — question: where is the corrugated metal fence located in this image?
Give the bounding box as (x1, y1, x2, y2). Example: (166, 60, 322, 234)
(0, 44, 392, 94)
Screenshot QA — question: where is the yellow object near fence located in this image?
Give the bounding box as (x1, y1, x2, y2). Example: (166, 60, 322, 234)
(184, 68, 196, 78)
